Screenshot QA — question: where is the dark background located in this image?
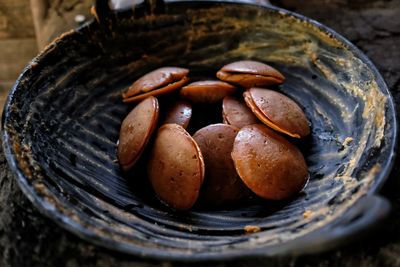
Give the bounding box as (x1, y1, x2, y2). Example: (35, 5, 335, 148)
(1, 0, 400, 266)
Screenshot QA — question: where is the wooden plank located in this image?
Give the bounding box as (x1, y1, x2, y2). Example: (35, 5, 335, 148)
(0, 38, 38, 62)
(0, 61, 31, 81)
(0, 81, 14, 92)
(0, 38, 37, 81)
(0, 1, 36, 39)
(31, 0, 93, 49)
(0, 81, 14, 115)
(0, 0, 35, 6)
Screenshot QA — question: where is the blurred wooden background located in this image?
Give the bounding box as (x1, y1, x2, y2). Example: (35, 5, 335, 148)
(0, 0, 91, 112)
(0, 0, 38, 110)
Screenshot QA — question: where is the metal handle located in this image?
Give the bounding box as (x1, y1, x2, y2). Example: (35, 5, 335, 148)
(93, 0, 165, 27)
(109, 0, 145, 10)
(277, 195, 391, 256)
(106, 0, 271, 11)
(93, 0, 271, 26)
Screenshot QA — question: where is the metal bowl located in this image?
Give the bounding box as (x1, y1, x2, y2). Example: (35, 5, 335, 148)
(2, 0, 396, 260)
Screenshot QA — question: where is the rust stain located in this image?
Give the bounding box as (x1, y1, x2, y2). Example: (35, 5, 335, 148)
(303, 210, 313, 219)
(40, 29, 76, 56)
(90, 6, 100, 23)
(244, 225, 261, 234)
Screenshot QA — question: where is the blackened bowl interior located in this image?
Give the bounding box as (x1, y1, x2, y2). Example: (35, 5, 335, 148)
(2, 1, 396, 260)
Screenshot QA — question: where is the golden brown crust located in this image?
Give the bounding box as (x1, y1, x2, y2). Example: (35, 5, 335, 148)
(193, 124, 249, 206)
(123, 76, 189, 103)
(217, 60, 285, 88)
(123, 67, 189, 99)
(147, 124, 204, 210)
(117, 96, 159, 171)
(231, 124, 308, 200)
(216, 72, 283, 88)
(180, 80, 237, 103)
(243, 91, 301, 138)
(162, 100, 192, 129)
(222, 96, 259, 128)
(220, 60, 285, 79)
(244, 88, 310, 138)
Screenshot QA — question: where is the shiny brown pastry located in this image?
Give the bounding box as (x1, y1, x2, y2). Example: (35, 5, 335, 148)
(123, 67, 189, 103)
(161, 100, 192, 129)
(117, 96, 159, 171)
(222, 96, 259, 128)
(193, 124, 249, 206)
(244, 88, 310, 138)
(180, 80, 237, 103)
(217, 60, 285, 88)
(147, 124, 205, 210)
(231, 124, 308, 200)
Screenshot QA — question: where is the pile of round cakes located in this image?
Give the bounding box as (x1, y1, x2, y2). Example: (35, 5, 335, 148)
(118, 60, 310, 210)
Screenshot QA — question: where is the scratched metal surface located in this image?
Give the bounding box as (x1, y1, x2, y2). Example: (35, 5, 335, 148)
(1, 1, 396, 260)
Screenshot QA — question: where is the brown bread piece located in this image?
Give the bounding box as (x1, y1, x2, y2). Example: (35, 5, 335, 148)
(217, 60, 284, 88)
(123, 76, 189, 103)
(193, 124, 249, 206)
(162, 100, 192, 129)
(123, 67, 189, 99)
(222, 96, 259, 128)
(180, 80, 236, 103)
(147, 124, 205, 210)
(231, 124, 308, 200)
(117, 96, 159, 171)
(243, 88, 310, 138)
